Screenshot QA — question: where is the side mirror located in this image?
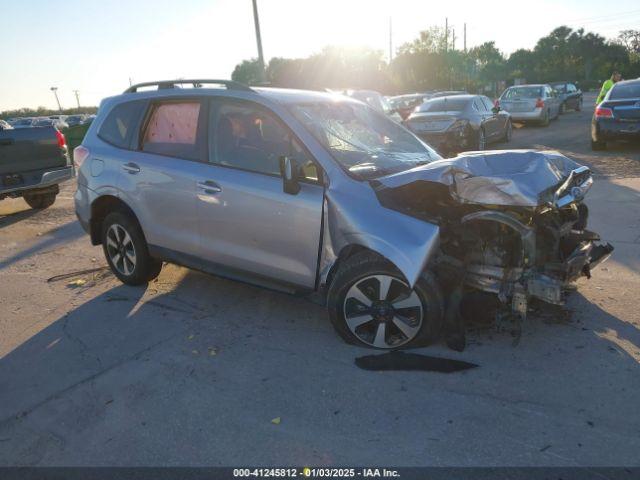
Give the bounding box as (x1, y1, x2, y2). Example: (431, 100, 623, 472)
(279, 156, 301, 195)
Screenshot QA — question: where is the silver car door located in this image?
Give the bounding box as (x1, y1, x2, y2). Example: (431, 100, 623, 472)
(196, 98, 324, 289)
(117, 98, 206, 255)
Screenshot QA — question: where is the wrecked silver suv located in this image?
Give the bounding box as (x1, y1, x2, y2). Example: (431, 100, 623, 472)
(74, 80, 612, 351)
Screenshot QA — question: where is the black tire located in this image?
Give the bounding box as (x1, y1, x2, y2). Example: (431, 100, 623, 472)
(24, 192, 56, 209)
(327, 251, 444, 349)
(576, 99, 582, 112)
(101, 211, 162, 286)
(540, 110, 550, 127)
(591, 139, 606, 151)
(502, 120, 513, 143)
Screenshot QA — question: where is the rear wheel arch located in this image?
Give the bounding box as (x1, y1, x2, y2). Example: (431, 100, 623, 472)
(90, 195, 140, 245)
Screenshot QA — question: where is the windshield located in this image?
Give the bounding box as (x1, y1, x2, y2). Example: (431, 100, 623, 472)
(609, 82, 640, 100)
(290, 102, 440, 179)
(503, 87, 543, 100)
(417, 97, 469, 113)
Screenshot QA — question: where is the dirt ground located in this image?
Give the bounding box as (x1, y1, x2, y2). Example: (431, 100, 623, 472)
(1, 93, 639, 466)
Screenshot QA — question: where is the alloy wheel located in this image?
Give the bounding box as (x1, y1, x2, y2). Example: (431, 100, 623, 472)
(343, 275, 423, 348)
(106, 223, 137, 276)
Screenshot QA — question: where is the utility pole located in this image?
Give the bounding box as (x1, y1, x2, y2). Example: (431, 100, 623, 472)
(73, 90, 81, 108)
(445, 18, 448, 52)
(50, 87, 62, 112)
(452, 28, 456, 51)
(464, 23, 467, 52)
(251, 0, 266, 83)
(389, 16, 393, 64)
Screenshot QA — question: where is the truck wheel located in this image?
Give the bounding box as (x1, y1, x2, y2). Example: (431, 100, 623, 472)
(327, 251, 444, 349)
(101, 211, 162, 285)
(24, 192, 57, 209)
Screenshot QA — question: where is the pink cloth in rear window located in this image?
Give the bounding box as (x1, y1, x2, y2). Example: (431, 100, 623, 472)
(144, 103, 200, 145)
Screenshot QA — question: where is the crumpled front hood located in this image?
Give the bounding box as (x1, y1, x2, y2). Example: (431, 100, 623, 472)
(376, 149, 586, 207)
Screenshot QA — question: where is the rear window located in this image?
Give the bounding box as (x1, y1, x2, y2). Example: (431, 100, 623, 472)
(142, 101, 202, 160)
(98, 101, 146, 149)
(502, 87, 543, 100)
(609, 83, 640, 100)
(417, 97, 469, 112)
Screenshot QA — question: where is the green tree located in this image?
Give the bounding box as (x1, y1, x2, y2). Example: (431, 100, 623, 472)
(231, 58, 264, 85)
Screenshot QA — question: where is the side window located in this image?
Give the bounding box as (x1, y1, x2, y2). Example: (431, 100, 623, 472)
(211, 100, 320, 182)
(98, 101, 146, 149)
(472, 99, 481, 111)
(142, 101, 202, 160)
(481, 97, 494, 111)
(567, 84, 577, 93)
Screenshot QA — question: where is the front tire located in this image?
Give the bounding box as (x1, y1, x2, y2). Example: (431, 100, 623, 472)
(327, 252, 444, 349)
(24, 192, 56, 209)
(101, 211, 162, 285)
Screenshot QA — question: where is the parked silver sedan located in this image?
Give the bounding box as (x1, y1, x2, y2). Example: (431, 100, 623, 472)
(498, 84, 561, 126)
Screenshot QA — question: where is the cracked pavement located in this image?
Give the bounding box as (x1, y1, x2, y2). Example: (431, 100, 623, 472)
(1, 93, 639, 466)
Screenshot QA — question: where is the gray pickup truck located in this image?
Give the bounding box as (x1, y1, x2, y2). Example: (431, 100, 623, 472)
(0, 122, 74, 209)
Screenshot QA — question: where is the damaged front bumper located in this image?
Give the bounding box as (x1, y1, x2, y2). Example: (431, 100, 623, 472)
(449, 206, 613, 319)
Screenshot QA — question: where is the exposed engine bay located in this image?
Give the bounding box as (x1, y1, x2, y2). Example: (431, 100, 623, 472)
(373, 150, 613, 349)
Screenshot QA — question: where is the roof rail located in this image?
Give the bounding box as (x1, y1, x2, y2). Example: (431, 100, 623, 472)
(124, 79, 253, 94)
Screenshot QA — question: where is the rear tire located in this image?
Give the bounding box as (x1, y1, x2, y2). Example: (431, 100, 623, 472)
(24, 192, 57, 209)
(101, 211, 162, 286)
(327, 251, 444, 349)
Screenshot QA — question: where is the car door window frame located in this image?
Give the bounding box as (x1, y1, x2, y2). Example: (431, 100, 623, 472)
(208, 97, 324, 186)
(137, 96, 209, 163)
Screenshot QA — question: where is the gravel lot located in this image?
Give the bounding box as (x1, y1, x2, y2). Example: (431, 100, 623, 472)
(1, 93, 639, 467)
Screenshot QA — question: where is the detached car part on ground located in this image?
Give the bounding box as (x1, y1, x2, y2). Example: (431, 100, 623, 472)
(75, 80, 612, 352)
(0, 122, 73, 209)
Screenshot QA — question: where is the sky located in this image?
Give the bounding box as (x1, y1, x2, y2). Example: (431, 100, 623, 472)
(1, 0, 640, 111)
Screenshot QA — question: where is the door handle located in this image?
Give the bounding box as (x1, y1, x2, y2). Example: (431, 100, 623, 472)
(197, 180, 222, 194)
(122, 162, 140, 174)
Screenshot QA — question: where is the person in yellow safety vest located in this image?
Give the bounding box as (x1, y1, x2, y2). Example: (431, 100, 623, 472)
(596, 71, 622, 105)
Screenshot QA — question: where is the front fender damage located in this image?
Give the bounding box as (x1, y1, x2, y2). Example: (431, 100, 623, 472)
(319, 188, 440, 289)
(325, 150, 614, 351)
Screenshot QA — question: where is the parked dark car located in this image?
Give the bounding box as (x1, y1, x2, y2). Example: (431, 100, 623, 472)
(388, 94, 430, 120)
(0, 122, 73, 209)
(591, 78, 640, 150)
(550, 81, 583, 113)
(405, 94, 512, 156)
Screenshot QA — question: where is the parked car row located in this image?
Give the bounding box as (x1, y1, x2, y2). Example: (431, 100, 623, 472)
(5, 114, 95, 130)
